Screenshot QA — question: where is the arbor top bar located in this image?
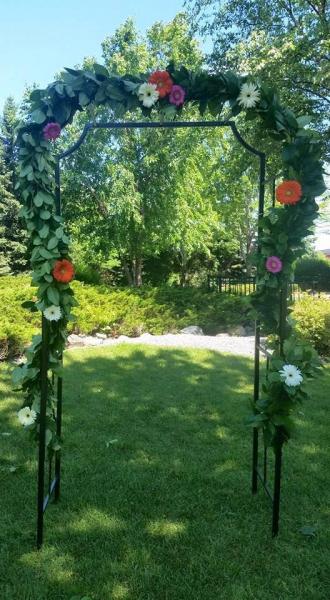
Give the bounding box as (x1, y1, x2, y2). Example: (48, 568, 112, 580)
(58, 119, 265, 160)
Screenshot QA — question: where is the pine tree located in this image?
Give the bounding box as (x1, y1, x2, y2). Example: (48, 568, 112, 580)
(0, 98, 28, 274)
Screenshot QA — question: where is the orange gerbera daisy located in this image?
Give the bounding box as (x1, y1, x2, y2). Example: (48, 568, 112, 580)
(148, 70, 173, 98)
(276, 180, 302, 205)
(52, 259, 75, 283)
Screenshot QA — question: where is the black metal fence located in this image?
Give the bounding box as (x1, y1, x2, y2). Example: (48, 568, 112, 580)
(207, 275, 324, 300)
(207, 275, 256, 295)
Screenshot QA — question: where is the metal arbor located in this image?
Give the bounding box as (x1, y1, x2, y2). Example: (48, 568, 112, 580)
(36, 118, 284, 549)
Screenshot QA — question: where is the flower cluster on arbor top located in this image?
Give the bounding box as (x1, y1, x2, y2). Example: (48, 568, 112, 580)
(14, 64, 325, 451)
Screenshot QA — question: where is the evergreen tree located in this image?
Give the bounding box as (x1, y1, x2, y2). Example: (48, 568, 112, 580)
(0, 98, 28, 274)
(1, 96, 18, 187)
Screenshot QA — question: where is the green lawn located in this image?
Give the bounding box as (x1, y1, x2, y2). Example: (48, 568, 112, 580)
(0, 345, 329, 600)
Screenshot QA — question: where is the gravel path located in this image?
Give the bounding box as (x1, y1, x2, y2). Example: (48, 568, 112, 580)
(68, 332, 257, 357)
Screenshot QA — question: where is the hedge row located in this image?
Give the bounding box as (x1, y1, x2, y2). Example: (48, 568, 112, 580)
(295, 253, 330, 291)
(1, 275, 329, 360)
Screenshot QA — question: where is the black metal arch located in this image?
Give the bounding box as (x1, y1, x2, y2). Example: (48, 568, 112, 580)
(37, 118, 281, 548)
(57, 119, 266, 159)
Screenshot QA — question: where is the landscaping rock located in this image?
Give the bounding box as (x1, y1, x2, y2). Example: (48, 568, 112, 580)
(95, 333, 107, 339)
(83, 336, 104, 346)
(227, 325, 247, 336)
(180, 325, 204, 335)
(68, 334, 103, 347)
(67, 334, 85, 347)
(68, 331, 258, 357)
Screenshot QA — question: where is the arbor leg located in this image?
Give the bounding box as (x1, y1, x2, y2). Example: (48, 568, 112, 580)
(252, 429, 259, 494)
(272, 438, 283, 537)
(252, 320, 260, 493)
(37, 316, 49, 549)
(54, 370, 63, 502)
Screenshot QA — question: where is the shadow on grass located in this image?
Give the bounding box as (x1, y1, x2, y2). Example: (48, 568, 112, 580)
(0, 345, 329, 600)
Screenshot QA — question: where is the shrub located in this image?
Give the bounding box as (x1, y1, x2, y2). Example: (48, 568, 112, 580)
(0, 275, 39, 359)
(73, 262, 102, 285)
(292, 295, 330, 355)
(295, 253, 330, 291)
(71, 283, 251, 336)
(1, 275, 329, 359)
(0, 275, 251, 359)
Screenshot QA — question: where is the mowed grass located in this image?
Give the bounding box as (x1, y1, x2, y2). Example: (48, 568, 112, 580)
(0, 345, 329, 600)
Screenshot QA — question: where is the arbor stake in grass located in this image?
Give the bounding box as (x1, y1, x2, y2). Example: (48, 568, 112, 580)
(13, 64, 325, 547)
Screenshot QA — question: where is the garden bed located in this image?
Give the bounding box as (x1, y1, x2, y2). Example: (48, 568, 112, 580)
(1, 275, 329, 360)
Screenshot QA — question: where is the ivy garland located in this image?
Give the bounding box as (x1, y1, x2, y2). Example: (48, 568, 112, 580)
(14, 63, 325, 452)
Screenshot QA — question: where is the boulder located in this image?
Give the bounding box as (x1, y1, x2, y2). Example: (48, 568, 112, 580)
(68, 334, 103, 347)
(95, 333, 107, 339)
(227, 325, 246, 337)
(67, 334, 85, 347)
(180, 325, 204, 335)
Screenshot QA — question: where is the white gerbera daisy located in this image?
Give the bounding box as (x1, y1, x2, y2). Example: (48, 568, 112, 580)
(237, 83, 260, 109)
(18, 406, 37, 426)
(279, 364, 303, 387)
(44, 305, 62, 321)
(138, 83, 159, 108)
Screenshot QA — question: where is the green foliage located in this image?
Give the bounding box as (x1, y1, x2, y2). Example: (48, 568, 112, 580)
(72, 281, 250, 336)
(0, 166, 27, 275)
(1, 96, 20, 178)
(0, 275, 249, 359)
(62, 18, 227, 287)
(3, 272, 329, 363)
(0, 98, 28, 274)
(295, 253, 330, 291)
(0, 276, 39, 359)
(71, 245, 103, 285)
(56, 17, 300, 288)
(250, 334, 322, 445)
(14, 26, 325, 452)
(101, 14, 203, 76)
(292, 295, 330, 355)
(187, 0, 330, 158)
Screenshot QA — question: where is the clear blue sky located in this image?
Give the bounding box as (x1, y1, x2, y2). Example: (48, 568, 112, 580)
(0, 0, 186, 111)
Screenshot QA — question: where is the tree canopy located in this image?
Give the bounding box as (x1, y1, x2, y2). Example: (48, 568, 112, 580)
(58, 16, 267, 286)
(187, 0, 330, 157)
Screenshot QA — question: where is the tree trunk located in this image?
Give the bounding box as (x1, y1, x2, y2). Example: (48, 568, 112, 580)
(121, 258, 134, 287)
(133, 256, 143, 286)
(179, 244, 188, 287)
